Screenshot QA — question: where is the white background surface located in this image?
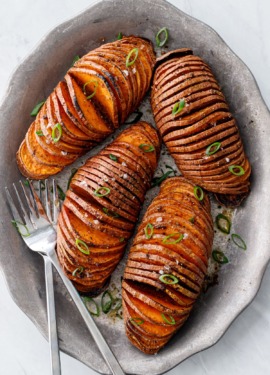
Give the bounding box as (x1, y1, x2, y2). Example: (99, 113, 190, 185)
(0, 0, 270, 374)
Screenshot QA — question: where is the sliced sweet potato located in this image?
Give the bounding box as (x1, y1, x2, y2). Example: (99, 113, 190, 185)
(152, 49, 251, 204)
(56, 122, 160, 294)
(122, 177, 213, 354)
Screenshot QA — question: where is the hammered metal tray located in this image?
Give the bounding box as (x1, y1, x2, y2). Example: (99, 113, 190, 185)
(0, 0, 270, 374)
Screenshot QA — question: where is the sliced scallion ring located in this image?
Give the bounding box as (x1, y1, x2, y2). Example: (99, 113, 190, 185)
(139, 144, 155, 152)
(215, 214, 231, 234)
(155, 27, 169, 47)
(206, 142, 221, 156)
(228, 165, 245, 176)
(83, 79, 99, 99)
(51, 123, 62, 143)
(101, 290, 113, 314)
(72, 266, 84, 277)
(117, 32, 123, 40)
(11, 220, 30, 237)
(109, 154, 118, 161)
(71, 55, 80, 66)
(130, 317, 144, 326)
(75, 238, 90, 255)
(144, 223, 154, 239)
(189, 216, 195, 224)
(30, 101, 45, 116)
(56, 185, 65, 201)
(193, 186, 204, 201)
(119, 237, 125, 243)
(102, 207, 119, 218)
(94, 186, 110, 197)
(212, 250, 229, 264)
(151, 170, 174, 187)
(172, 99, 185, 115)
(126, 48, 139, 67)
(159, 274, 178, 285)
(35, 130, 44, 136)
(231, 233, 247, 250)
(161, 314, 175, 325)
(125, 111, 143, 124)
(162, 233, 184, 244)
(82, 296, 100, 316)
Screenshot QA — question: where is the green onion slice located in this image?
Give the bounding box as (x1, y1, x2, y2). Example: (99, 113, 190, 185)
(82, 297, 100, 316)
(102, 207, 119, 218)
(193, 186, 204, 201)
(162, 232, 184, 244)
(189, 216, 195, 224)
(152, 170, 174, 187)
(56, 185, 65, 201)
(139, 144, 155, 153)
(215, 214, 231, 234)
(51, 123, 62, 143)
(23, 180, 30, 187)
(11, 220, 30, 237)
(126, 48, 139, 67)
(161, 314, 175, 325)
(130, 317, 144, 326)
(111, 298, 122, 312)
(72, 55, 80, 66)
(30, 101, 45, 116)
(144, 223, 154, 239)
(212, 250, 229, 264)
(156, 27, 169, 47)
(35, 130, 44, 136)
(75, 238, 90, 255)
(119, 237, 125, 243)
(228, 165, 245, 176)
(159, 274, 178, 285)
(172, 99, 185, 115)
(231, 233, 247, 250)
(94, 186, 110, 197)
(117, 32, 123, 40)
(72, 266, 84, 277)
(83, 79, 99, 99)
(125, 111, 143, 124)
(109, 154, 118, 161)
(67, 168, 78, 189)
(101, 290, 113, 314)
(206, 142, 221, 156)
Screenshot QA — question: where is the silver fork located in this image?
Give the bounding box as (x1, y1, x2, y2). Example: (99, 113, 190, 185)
(5, 179, 125, 375)
(7, 179, 61, 375)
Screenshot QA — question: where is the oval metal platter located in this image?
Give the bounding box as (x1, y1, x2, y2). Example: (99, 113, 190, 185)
(0, 0, 270, 374)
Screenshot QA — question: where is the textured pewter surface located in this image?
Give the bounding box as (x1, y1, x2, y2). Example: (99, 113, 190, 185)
(0, 0, 270, 374)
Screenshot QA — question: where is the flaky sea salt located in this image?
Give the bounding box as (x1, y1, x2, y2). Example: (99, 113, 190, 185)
(61, 151, 68, 156)
(225, 157, 230, 162)
(122, 161, 127, 167)
(123, 70, 129, 76)
(123, 173, 128, 179)
(93, 220, 99, 225)
(132, 68, 137, 74)
(183, 233, 189, 239)
(156, 217, 163, 222)
(159, 270, 164, 275)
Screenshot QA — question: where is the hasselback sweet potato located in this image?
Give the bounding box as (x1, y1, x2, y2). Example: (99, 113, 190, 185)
(56, 122, 160, 295)
(16, 36, 156, 179)
(151, 49, 251, 207)
(122, 177, 213, 354)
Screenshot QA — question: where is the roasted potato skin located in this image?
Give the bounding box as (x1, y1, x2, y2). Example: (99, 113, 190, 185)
(16, 36, 156, 179)
(56, 122, 160, 295)
(122, 177, 213, 354)
(151, 49, 251, 207)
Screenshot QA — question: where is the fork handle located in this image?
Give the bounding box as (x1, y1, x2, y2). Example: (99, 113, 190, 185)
(43, 255, 62, 375)
(48, 251, 125, 375)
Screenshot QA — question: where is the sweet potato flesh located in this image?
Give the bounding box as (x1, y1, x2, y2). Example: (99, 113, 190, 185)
(16, 36, 156, 179)
(56, 122, 160, 295)
(122, 177, 213, 354)
(151, 49, 251, 207)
